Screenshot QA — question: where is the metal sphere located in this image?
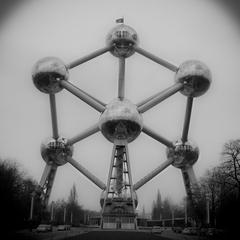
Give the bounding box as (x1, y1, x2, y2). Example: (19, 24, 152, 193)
(32, 57, 69, 94)
(106, 24, 139, 58)
(175, 60, 211, 97)
(99, 99, 143, 143)
(166, 139, 199, 169)
(41, 137, 73, 166)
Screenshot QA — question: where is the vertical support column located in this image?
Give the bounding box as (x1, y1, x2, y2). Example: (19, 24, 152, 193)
(101, 143, 137, 230)
(49, 94, 59, 139)
(116, 147, 124, 194)
(118, 57, 126, 100)
(181, 96, 193, 143)
(101, 145, 117, 228)
(124, 144, 138, 229)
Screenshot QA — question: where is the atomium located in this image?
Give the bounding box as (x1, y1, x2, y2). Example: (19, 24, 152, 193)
(32, 20, 211, 229)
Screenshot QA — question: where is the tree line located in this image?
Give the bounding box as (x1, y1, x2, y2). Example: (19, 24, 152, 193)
(151, 139, 240, 231)
(1, 138, 239, 232)
(0, 158, 93, 232)
(0, 159, 41, 231)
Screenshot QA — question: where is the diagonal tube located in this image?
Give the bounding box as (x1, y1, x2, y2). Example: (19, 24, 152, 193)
(142, 125, 175, 148)
(39, 163, 58, 207)
(134, 46, 178, 72)
(137, 91, 164, 108)
(49, 94, 59, 139)
(66, 157, 106, 190)
(133, 158, 173, 190)
(181, 96, 194, 143)
(39, 163, 53, 187)
(67, 46, 112, 69)
(181, 166, 197, 196)
(181, 166, 198, 222)
(118, 57, 125, 100)
(77, 88, 106, 107)
(138, 83, 183, 113)
(68, 123, 100, 145)
(60, 80, 105, 112)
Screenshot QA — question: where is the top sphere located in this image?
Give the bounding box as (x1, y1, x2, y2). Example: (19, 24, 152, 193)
(32, 57, 69, 94)
(106, 24, 139, 58)
(175, 60, 211, 97)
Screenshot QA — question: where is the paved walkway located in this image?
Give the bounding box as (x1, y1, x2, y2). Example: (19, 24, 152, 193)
(12, 228, 226, 240)
(66, 230, 171, 240)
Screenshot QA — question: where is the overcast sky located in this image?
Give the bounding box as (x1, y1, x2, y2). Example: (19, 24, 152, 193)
(1, 0, 240, 214)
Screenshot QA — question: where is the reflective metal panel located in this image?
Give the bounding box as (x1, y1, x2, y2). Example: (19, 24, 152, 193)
(106, 24, 138, 58)
(32, 57, 69, 93)
(41, 136, 73, 166)
(166, 139, 199, 169)
(175, 60, 211, 97)
(99, 99, 143, 143)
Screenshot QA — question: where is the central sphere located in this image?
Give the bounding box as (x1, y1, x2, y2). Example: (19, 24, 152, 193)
(99, 99, 143, 143)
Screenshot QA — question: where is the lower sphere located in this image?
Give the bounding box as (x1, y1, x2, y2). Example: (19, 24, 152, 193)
(166, 140, 199, 169)
(41, 137, 73, 166)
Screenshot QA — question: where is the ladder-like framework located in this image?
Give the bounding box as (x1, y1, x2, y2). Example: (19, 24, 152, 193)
(31, 19, 212, 228)
(101, 144, 137, 229)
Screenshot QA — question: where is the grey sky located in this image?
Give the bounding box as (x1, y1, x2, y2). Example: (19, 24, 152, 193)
(0, 0, 240, 213)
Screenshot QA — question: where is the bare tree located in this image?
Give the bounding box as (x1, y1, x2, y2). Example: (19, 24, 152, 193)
(151, 190, 163, 220)
(68, 183, 78, 205)
(222, 139, 240, 197)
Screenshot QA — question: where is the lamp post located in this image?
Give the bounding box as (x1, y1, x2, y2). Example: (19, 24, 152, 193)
(206, 193, 210, 226)
(50, 201, 54, 222)
(184, 197, 188, 226)
(171, 208, 175, 227)
(29, 192, 35, 220)
(63, 206, 67, 224)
